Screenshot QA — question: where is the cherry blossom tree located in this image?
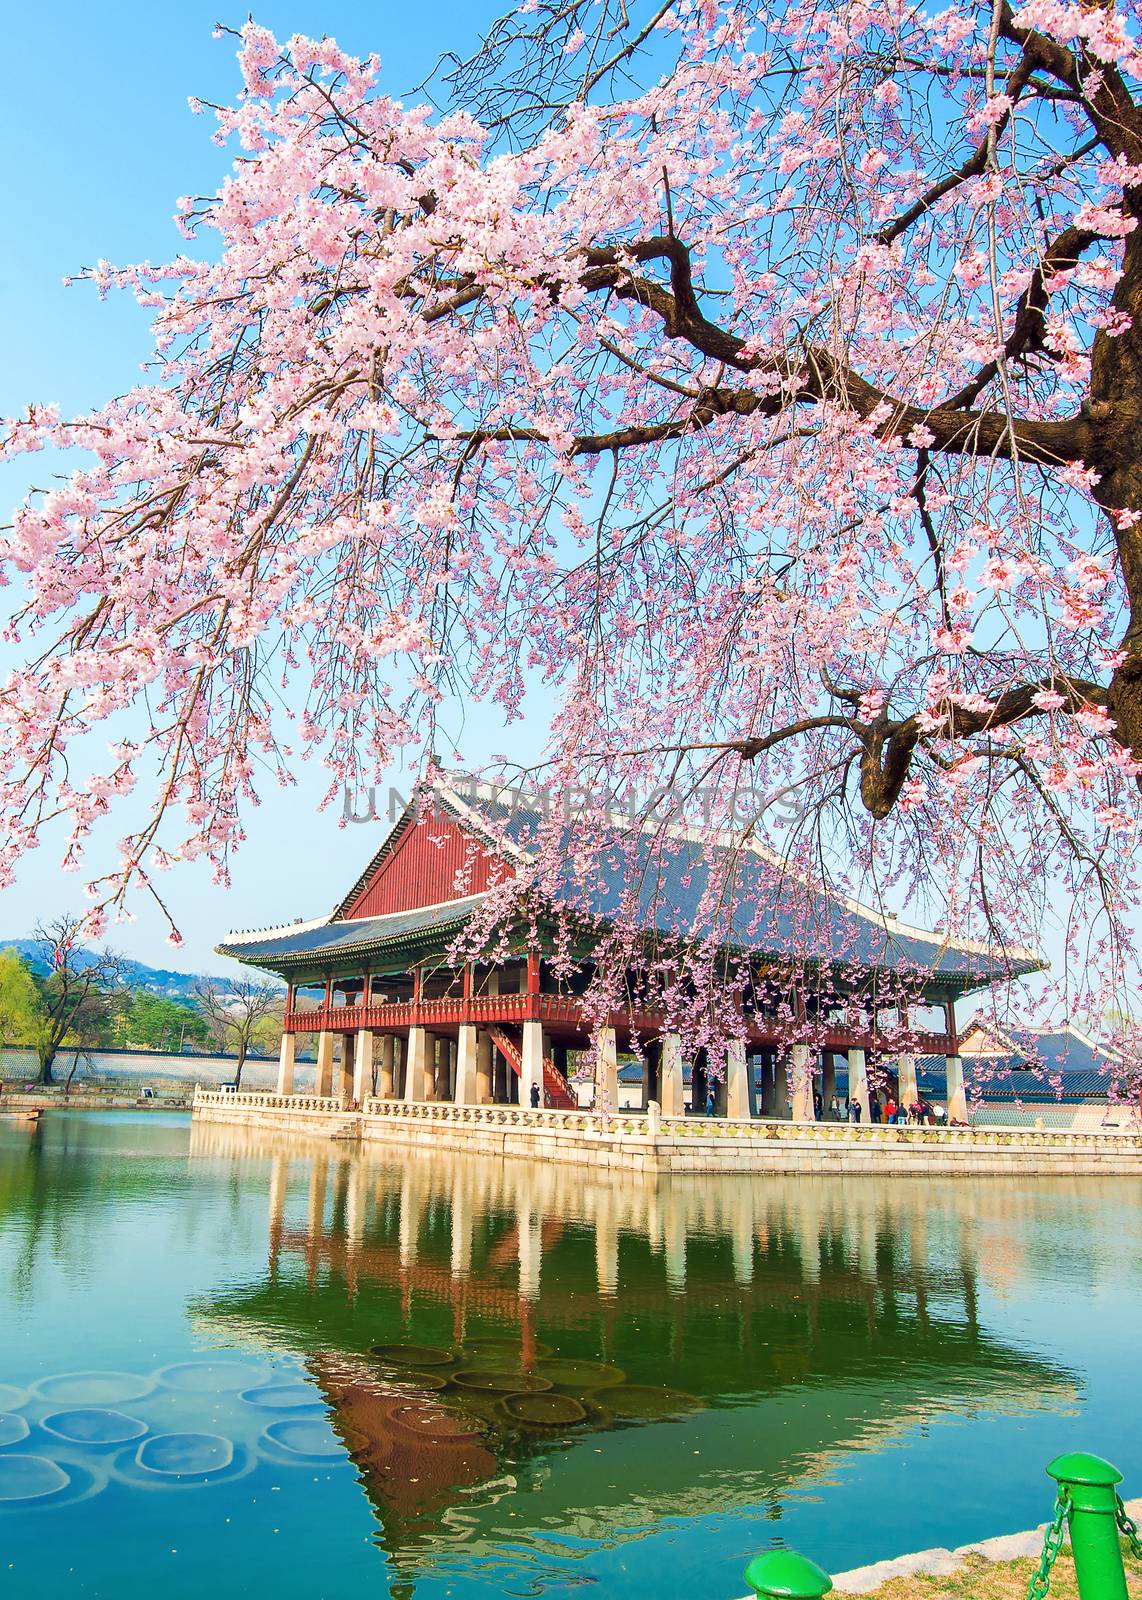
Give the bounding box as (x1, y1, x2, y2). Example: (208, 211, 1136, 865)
(4, 0, 1142, 1042)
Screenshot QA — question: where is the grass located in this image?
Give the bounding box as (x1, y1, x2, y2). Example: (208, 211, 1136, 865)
(851, 1543, 1142, 1600)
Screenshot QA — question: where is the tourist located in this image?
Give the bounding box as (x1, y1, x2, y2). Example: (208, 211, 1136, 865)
(885, 1096, 897, 1123)
(829, 1093, 841, 1121)
(706, 1084, 716, 1117)
(848, 1098, 861, 1123)
(530, 1081, 541, 1109)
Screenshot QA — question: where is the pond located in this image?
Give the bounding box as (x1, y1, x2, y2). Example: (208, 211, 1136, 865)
(0, 1112, 1139, 1599)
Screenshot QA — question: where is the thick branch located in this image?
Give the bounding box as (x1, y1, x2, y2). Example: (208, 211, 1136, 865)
(943, 223, 1100, 410)
(857, 676, 1109, 818)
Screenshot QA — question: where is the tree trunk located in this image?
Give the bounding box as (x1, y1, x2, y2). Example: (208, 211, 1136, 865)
(234, 1044, 246, 1090)
(37, 1046, 57, 1086)
(64, 1051, 83, 1096)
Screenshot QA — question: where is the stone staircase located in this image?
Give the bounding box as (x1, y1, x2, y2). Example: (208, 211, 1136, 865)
(485, 1025, 577, 1109)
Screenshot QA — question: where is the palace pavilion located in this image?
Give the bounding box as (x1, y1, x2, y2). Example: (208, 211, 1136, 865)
(216, 772, 1040, 1124)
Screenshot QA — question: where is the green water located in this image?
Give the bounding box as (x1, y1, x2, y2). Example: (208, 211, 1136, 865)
(0, 1113, 1139, 1599)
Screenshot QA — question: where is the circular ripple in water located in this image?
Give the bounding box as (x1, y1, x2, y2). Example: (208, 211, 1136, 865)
(238, 1383, 323, 1412)
(41, 1409, 148, 1446)
(0, 1456, 70, 1503)
(156, 1361, 267, 1394)
(260, 1418, 344, 1462)
(32, 1372, 153, 1407)
(134, 1433, 234, 1477)
(0, 1415, 30, 1448)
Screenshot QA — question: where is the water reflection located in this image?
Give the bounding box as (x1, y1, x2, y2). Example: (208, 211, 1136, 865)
(189, 1122, 1079, 1589)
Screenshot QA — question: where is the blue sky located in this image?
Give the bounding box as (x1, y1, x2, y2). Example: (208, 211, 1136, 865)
(0, 3, 1082, 1009)
(0, 0, 533, 973)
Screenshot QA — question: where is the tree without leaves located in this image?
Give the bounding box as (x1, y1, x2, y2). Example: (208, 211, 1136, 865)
(29, 917, 124, 1085)
(194, 978, 281, 1088)
(5, 2, 1142, 1036)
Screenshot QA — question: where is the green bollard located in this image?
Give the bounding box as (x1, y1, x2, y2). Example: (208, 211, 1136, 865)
(744, 1549, 833, 1600)
(1046, 1452, 1128, 1600)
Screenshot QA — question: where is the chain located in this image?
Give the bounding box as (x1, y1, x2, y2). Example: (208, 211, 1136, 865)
(1027, 1489, 1071, 1600)
(1116, 1492, 1142, 1561)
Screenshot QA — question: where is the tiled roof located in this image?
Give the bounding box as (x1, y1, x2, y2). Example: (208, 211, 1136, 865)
(216, 895, 486, 968)
(436, 774, 1040, 987)
(218, 772, 1042, 989)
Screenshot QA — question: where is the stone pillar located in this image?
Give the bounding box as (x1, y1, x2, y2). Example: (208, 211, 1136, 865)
(455, 1024, 478, 1105)
(315, 1030, 335, 1098)
(521, 1020, 546, 1108)
(276, 1032, 296, 1096)
(848, 1047, 871, 1122)
(659, 1033, 685, 1118)
(404, 1027, 430, 1103)
(595, 1026, 619, 1112)
(791, 1043, 816, 1120)
(898, 1053, 919, 1109)
(475, 1030, 494, 1103)
(725, 1039, 752, 1119)
(945, 1054, 969, 1123)
(821, 1052, 837, 1119)
(378, 1034, 395, 1099)
(352, 1030, 373, 1105)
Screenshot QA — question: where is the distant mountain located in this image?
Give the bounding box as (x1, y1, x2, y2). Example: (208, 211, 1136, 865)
(0, 939, 263, 1002)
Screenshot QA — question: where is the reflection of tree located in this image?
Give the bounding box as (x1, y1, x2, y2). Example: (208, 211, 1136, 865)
(195, 1141, 1079, 1579)
(0, 1117, 198, 1301)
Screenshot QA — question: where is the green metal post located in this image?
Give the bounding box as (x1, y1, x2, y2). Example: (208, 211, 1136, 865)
(744, 1549, 833, 1600)
(1047, 1452, 1129, 1600)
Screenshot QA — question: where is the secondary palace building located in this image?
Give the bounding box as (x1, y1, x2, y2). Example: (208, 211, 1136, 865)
(215, 773, 1039, 1125)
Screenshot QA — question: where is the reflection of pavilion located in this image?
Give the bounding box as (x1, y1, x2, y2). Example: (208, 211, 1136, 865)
(192, 1123, 1075, 1586)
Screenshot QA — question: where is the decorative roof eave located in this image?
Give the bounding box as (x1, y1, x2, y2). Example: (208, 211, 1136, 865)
(216, 913, 333, 949)
(214, 893, 496, 978)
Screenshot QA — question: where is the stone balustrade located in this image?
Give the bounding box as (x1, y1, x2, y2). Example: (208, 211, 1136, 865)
(194, 1088, 347, 1114)
(192, 1088, 1142, 1173)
